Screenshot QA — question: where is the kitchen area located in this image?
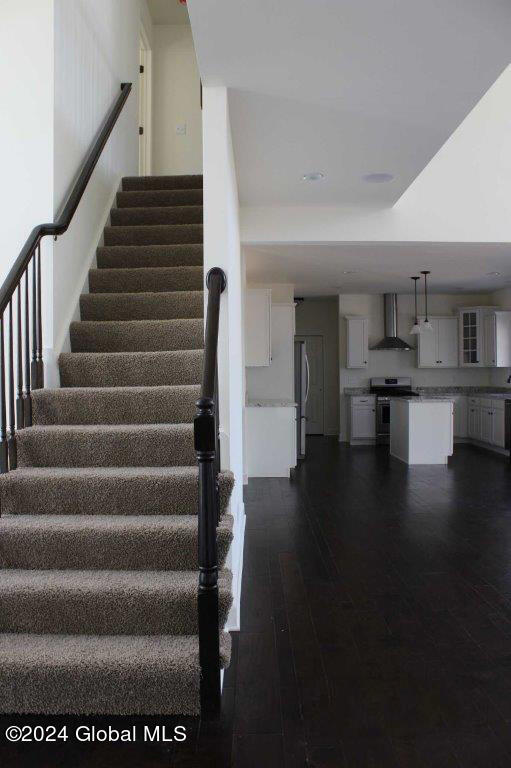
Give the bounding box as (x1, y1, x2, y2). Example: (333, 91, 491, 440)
(345, 291, 511, 464)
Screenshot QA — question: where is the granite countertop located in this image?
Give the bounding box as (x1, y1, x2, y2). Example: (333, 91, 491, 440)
(246, 399, 297, 407)
(392, 396, 455, 403)
(345, 386, 511, 398)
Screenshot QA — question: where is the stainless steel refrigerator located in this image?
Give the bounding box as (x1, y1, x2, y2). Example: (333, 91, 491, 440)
(294, 340, 309, 461)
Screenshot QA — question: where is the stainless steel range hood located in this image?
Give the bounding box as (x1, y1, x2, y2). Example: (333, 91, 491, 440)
(370, 294, 413, 351)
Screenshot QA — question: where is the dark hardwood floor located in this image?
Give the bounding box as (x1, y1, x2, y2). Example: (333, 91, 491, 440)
(231, 438, 511, 767)
(3, 438, 511, 766)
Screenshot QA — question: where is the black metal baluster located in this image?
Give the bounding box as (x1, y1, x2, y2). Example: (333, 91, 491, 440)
(31, 245, 43, 390)
(0, 314, 8, 473)
(16, 284, 24, 429)
(7, 301, 16, 469)
(24, 264, 32, 427)
(36, 244, 43, 388)
(214, 363, 221, 524)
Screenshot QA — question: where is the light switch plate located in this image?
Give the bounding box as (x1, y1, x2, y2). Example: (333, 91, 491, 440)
(176, 123, 187, 135)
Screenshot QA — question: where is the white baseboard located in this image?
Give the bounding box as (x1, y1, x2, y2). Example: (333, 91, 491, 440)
(225, 500, 246, 632)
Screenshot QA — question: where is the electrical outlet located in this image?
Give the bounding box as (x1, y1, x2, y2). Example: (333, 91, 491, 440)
(176, 123, 187, 135)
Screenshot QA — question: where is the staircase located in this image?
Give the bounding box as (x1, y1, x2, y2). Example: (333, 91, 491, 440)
(0, 174, 234, 715)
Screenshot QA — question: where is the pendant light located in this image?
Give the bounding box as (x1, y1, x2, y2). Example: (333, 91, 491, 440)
(410, 276, 421, 334)
(421, 270, 433, 331)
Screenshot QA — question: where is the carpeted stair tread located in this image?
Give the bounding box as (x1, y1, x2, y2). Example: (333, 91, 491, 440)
(80, 291, 203, 321)
(117, 189, 203, 208)
(96, 244, 203, 269)
(70, 319, 203, 352)
(104, 224, 203, 246)
(59, 350, 203, 387)
(0, 514, 233, 571)
(0, 171, 233, 717)
(16, 424, 196, 468)
(32, 385, 200, 425)
(122, 175, 203, 191)
(110, 205, 202, 227)
(0, 467, 235, 517)
(0, 632, 230, 715)
(0, 569, 232, 636)
(89, 266, 203, 294)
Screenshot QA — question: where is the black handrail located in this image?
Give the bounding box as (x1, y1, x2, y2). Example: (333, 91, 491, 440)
(0, 82, 132, 316)
(0, 82, 132, 471)
(194, 266, 227, 715)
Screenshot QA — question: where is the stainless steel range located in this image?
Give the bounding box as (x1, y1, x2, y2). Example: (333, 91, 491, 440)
(370, 377, 419, 443)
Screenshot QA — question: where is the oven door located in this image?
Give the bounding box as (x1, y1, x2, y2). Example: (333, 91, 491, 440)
(376, 399, 391, 442)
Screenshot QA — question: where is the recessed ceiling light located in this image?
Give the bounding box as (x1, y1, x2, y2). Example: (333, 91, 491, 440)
(363, 173, 394, 183)
(302, 172, 325, 182)
(342, 270, 358, 274)
(486, 271, 501, 276)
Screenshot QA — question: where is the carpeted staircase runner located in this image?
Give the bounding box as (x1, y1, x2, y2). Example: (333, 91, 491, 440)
(0, 174, 234, 715)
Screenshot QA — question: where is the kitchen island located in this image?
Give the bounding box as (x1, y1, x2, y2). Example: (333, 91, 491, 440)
(390, 398, 454, 465)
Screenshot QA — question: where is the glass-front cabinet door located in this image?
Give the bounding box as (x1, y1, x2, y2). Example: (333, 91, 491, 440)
(460, 309, 481, 366)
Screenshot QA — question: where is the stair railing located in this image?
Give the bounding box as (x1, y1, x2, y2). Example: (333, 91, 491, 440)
(194, 266, 227, 715)
(0, 82, 132, 474)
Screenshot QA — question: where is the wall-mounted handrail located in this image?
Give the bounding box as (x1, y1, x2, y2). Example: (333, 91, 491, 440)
(194, 266, 227, 715)
(0, 82, 132, 472)
(0, 82, 132, 317)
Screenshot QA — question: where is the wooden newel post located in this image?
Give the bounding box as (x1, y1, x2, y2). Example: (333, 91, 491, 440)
(195, 396, 221, 715)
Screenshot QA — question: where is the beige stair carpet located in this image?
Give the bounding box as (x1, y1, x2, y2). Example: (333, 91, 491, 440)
(0, 174, 234, 715)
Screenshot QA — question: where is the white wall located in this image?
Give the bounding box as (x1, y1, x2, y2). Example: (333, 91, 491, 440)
(338, 293, 494, 440)
(296, 298, 339, 435)
(202, 86, 244, 630)
(0, 0, 54, 350)
(152, 25, 202, 175)
(51, 0, 141, 383)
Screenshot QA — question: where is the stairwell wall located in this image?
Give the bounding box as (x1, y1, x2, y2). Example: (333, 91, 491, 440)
(50, 0, 145, 385)
(202, 85, 245, 631)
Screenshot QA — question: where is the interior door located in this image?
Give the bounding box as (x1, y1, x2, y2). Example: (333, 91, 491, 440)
(298, 335, 324, 435)
(138, 40, 148, 175)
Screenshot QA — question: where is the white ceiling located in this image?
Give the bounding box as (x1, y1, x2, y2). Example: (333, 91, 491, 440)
(245, 242, 511, 296)
(188, 0, 511, 207)
(147, 0, 190, 25)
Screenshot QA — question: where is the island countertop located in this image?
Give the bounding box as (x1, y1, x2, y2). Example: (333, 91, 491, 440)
(246, 399, 297, 407)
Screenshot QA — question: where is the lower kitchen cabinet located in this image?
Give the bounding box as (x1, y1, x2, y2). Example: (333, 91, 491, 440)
(350, 396, 376, 442)
(467, 397, 505, 448)
(452, 396, 468, 438)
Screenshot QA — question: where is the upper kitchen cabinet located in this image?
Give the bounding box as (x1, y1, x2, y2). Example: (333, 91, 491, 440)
(459, 307, 499, 367)
(417, 317, 458, 368)
(483, 311, 511, 367)
(346, 316, 369, 368)
(246, 288, 272, 366)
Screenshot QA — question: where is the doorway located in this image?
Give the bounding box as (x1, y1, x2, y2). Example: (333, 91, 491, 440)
(138, 26, 152, 175)
(296, 334, 324, 434)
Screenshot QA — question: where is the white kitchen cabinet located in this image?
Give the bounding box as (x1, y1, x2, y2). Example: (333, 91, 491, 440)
(245, 404, 296, 477)
(350, 396, 376, 441)
(417, 317, 458, 368)
(245, 289, 271, 366)
(459, 307, 499, 367)
(483, 311, 511, 367)
(466, 397, 506, 448)
(467, 399, 481, 440)
(346, 317, 369, 369)
(493, 404, 506, 448)
(481, 405, 494, 444)
(453, 396, 467, 438)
